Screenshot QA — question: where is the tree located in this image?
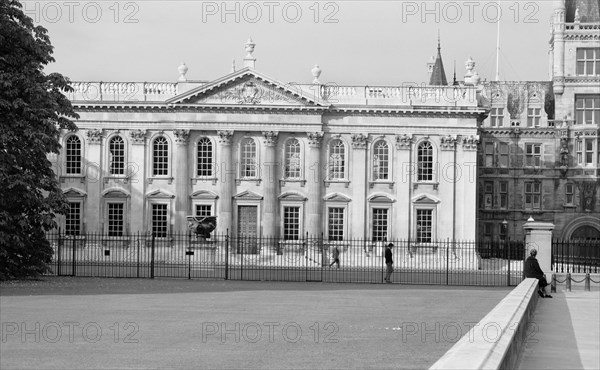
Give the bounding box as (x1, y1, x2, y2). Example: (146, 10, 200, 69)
(0, 0, 78, 280)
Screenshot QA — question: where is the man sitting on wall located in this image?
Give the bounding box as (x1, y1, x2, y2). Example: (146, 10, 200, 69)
(524, 249, 552, 298)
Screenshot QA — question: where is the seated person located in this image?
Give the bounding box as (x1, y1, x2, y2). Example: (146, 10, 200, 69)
(524, 249, 552, 298)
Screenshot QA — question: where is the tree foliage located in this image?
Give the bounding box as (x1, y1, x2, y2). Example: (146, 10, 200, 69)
(0, 0, 78, 280)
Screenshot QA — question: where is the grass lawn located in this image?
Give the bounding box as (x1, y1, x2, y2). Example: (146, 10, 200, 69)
(1, 277, 510, 369)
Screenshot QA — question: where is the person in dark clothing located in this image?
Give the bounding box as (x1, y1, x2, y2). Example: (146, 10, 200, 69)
(329, 246, 340, 268)
(384, 243, 394, 283)
(524, 249, 552, 298)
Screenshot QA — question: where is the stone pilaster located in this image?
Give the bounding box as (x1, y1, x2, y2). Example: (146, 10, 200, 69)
(306, 132, 323, 237)
(262, 131, 279, 238)
(174, 129, 190, 232)
(129, 130, 146, 232)
(217, 130, 234, 236)
(85, 130, 103, 231)
(351, 134, 368, 239)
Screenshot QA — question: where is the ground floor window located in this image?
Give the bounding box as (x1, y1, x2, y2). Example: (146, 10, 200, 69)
(283, 206, 300, 240)
(328, 207, 345, 241)
(152, 204, 168, 237)
(195, 204, 212, 217)
(107, 203, 124, 236)
(372, 208, 389, 241)
(416, 209, 433, 243)
(66, 202, 81, 236)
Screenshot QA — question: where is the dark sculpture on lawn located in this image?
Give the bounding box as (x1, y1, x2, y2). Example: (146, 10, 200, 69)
(187, 216, 217, 238)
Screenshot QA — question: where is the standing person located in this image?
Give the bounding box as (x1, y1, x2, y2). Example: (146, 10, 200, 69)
(524, 249, 552, 298)
(384, 243, 394, 283)
(329, 246, 340, 268)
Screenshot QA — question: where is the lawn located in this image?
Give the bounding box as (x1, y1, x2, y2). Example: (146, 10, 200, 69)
(0, 277, 510, 369)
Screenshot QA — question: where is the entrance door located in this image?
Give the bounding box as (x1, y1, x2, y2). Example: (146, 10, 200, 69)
(237, 206, 258, 254)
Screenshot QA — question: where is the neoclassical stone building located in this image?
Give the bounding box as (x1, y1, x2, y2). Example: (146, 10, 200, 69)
(53, 40, 485, 243)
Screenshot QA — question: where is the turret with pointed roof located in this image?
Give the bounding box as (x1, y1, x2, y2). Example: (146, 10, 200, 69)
(428, 36, 448, 86)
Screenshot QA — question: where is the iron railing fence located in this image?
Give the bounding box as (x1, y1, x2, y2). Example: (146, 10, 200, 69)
(552, 239, 600, 274)
(45, 232, 529, 286)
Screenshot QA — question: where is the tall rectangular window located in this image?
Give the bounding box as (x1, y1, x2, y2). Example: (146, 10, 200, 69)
(328, 140, 346, 180)
(327, 207, 344, 241)
(527, 108, 541, 127)
(152, 136, 169, 176)
(576, 48, 600, 76)
(109, 136, 125, 175)
(490, 108, 504, 127)
(484, 181, 494, 209)
(240, 138, 257, 178)
(66, 202, 81, 236)
(498, 143, 509, 167)
(284, 139, 302, 179)
(197, 137, 213, 177)
(499, 181, 508, 209)
(585, 139, 594, 166)
(107, 203, 124, 236)
(195, 205, 212, 217)
(484, 143, 494, 167)
(525, 182, 542, 209)
(373, 140, 390, 180)
(575, 95, 600, 125)
(565, 183, 574, 205)
(417, 141, 434, 181)
(577, 139, 596, 166)
(525, 144, 542, 167)
(283, 206, 300, 241)
(65, 136, 81, 175)
(152, 204, 168, 237)
(372, 208, 388, 241)
(416, 209, 433, 243)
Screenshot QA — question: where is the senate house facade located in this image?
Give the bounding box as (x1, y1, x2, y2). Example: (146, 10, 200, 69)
(52, 0, 600, 245)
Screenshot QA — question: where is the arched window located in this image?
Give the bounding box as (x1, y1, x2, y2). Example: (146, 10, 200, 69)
(240, 138, 257, 178)
(417, 141, 433, 181)
(65, 135, 81, 174)
(197, 137, 213, 177)
(328, 139, 345, 180)
(109, 136, 125, 175)
(373, 140, 389, 180)
(285, 138, 301, 179)
(152, 136, 169, 176)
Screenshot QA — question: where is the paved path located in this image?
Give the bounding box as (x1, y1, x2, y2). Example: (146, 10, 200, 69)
(519, 289, 600, 370)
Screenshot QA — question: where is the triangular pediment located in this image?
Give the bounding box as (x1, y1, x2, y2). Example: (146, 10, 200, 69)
(412, 194, 440, 204)
(146, 189, 175, 199)
(323, 193, 352, 202)
(63, 187, 87, 198)
(233, 190, 263, 200)
(166, 68, 328, 108)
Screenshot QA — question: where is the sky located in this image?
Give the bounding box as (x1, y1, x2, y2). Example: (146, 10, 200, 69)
(24, 0, 556, 86)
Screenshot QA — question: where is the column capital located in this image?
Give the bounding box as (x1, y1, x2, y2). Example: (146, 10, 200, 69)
(174, 129, 190, 145)
(462, 135, 479, 151)
(307, 131, 324, 148)
(86, 129, 103, 145)
(130, 129, 147, 145)
(262, 131, 279, 147)
(217, 130, 234, 145)
(440, 135, 458, 151)
(395, 134, 413, 150)
(351, 133, 368, 149)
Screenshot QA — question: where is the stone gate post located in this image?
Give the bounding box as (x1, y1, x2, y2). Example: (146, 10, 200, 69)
(523, 221, 555, 278)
